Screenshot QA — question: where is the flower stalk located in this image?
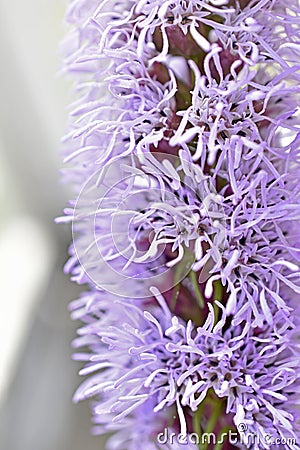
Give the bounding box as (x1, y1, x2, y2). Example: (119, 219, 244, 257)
(59, 0, 300, 448)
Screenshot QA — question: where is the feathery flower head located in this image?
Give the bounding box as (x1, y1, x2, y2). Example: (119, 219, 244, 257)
(71, 288, 300, 448)
(66, 150, 227, 297)
(59, 0, 300, 448)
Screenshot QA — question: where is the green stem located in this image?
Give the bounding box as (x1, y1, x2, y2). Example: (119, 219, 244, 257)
(170, 254, 188, 310)
(200, 400, 223, 450)
(190, 270, 205, 308)
(170, 280, 180, 311)
(213, 279, 223, 302)
(192, 403, 203, 449)
(215, 425, 234, 450)
(213, 279, 223, 324)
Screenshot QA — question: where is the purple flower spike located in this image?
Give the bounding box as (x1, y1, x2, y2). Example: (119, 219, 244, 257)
(59, 0, 300, 448)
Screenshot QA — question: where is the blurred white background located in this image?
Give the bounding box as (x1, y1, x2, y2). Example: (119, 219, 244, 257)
(0, 1, 105, 448)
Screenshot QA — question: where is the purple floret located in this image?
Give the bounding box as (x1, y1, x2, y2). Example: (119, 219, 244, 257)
(59, 0, 300, 448)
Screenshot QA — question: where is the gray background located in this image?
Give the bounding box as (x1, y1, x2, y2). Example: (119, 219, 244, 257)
(0, 1, 105, 449)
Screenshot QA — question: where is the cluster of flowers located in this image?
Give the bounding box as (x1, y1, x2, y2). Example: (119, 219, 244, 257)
(59, 0, 300, 449)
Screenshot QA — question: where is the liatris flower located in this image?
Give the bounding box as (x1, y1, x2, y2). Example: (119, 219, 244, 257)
(66, 150, 225, 297)
(59, 0, 300, 449)
(70, 288, 300, 448)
